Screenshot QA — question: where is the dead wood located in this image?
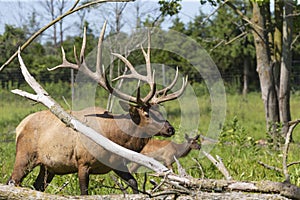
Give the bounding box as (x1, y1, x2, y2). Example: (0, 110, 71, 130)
(151, 174, 300, 199)
(202, 151, 232, 180)
(0, 183, 293, 200)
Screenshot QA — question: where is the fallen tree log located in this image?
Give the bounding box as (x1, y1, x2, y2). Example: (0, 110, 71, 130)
(0, 183, 292, 200)
(151, 173, 300, 199)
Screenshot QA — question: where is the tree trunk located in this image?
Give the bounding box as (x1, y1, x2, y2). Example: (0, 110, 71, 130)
(242, 53, 250, 97)
(251, 2, 279, 135)
(114, 3, 127, 33)
(273, 0, 283, 94)
(43, 0, 57, 46)
(279, 0, 293, 137)
(58, 0, 66, 46)
(50, 0, 57, 47)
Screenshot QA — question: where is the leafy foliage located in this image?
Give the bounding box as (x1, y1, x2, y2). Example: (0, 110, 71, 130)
(219, 116, 251, 146)
(158, 0, 182, 17)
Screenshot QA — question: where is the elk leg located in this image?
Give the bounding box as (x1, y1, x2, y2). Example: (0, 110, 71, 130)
(33, 165, 55, 191)
(78, 165, 89, 195)
(113, 169, 138, 194)
(166, 163, 174, 171)
(7, 152, 37, 186)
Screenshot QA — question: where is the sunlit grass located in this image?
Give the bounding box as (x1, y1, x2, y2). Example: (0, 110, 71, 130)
(1, 84, 300, 195)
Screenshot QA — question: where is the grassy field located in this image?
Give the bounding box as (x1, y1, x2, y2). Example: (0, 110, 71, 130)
(0, 83, 300, 195)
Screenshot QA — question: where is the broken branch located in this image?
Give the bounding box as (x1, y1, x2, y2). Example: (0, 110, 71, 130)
(0, 0, 134, 72)
(202, 151, 232, 180)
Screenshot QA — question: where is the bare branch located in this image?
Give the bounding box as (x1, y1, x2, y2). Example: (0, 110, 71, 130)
(286, 12, 300, 18)
(54, 181, 70, 194)
(110, 174, 128, 195)
(201, 0, 228, 25)
(224, 31, 248, 45)
(202, 151, 232, 181)
(291, 32, 300, 50)
(192, 158, 205, 179)
(282, 119, 300, 183)
(258, 161, 282, 173)
(287, 161, 300, 168)
(223, 1, 263, 31)
(288, 119, 300, 126)
(210, 40, 225, 52)
(151, 172, 170, 193)
(173, 156, 189, 178)
(0, 0, 134, 72)
(209, 31, 248, 52)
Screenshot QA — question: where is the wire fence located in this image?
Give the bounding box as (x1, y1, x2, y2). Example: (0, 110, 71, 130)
(1, 61, 300, 100)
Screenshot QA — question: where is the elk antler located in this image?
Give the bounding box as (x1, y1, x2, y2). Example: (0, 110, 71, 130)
(110, 30, 188, 106)
(111, 30, 156, 106)
(152, 68, 188, 104)
(48, 22, 109, 91)
(49, 23, 188, 107)
(48, 22, 138, 104)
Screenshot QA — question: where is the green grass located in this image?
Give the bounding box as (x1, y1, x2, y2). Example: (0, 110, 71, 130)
(1, 84, 300, 195)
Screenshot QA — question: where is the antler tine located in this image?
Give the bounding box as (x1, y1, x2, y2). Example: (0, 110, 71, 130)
(48, 46, 79, 71)
(96, 21, 107, 78)
(111, 30, 158, 106)
(142, 70, 156, 104)
(156, 67, 179, 96)
(141, 29, 152, 79)
(136, 81, 144, 106)
(80, 26, 87, 63)
(139, 30, 156, 104)
(49, 25, 106, 89)
(105, 73, 140, 104)
(152, 75, 188, 104)
(110, 53, 146, 81)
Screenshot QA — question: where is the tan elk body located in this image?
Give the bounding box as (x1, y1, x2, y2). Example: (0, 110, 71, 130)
(10, 106, 174, 194)
(7, 23, 187, 195)
(129, 134, 201, 172)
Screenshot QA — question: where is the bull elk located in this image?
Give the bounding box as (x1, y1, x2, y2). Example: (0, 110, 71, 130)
(7, 23, 188, 195)
(129, 134, 201, 172)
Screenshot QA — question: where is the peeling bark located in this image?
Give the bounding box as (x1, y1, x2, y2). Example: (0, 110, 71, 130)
(279, 0, 294, 137)
(251, 2, 279, 135)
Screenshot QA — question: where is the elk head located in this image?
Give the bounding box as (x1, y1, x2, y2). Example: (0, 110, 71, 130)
(185, 134, 201, 150)
(48, 22, 188, 138)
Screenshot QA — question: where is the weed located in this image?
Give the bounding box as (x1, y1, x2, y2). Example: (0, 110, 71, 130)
(1, 86, 300, 195)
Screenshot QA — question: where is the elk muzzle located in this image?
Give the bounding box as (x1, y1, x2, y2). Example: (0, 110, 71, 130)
(157, 120, 175, 137)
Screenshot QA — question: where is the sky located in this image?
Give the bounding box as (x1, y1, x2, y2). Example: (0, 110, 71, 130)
(0, 0, 208, 36)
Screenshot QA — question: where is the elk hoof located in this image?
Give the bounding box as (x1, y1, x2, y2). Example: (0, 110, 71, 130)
(7, 179, 16, 186)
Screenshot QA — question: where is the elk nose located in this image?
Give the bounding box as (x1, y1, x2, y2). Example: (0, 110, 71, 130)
(168, 127, 175, 136)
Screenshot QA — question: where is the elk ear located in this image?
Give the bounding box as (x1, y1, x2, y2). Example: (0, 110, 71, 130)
(119, 100, 130, 112)
(184, 133, 189, 141)
(119, 101, 141, 124)
(194, 135, 200, 140)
